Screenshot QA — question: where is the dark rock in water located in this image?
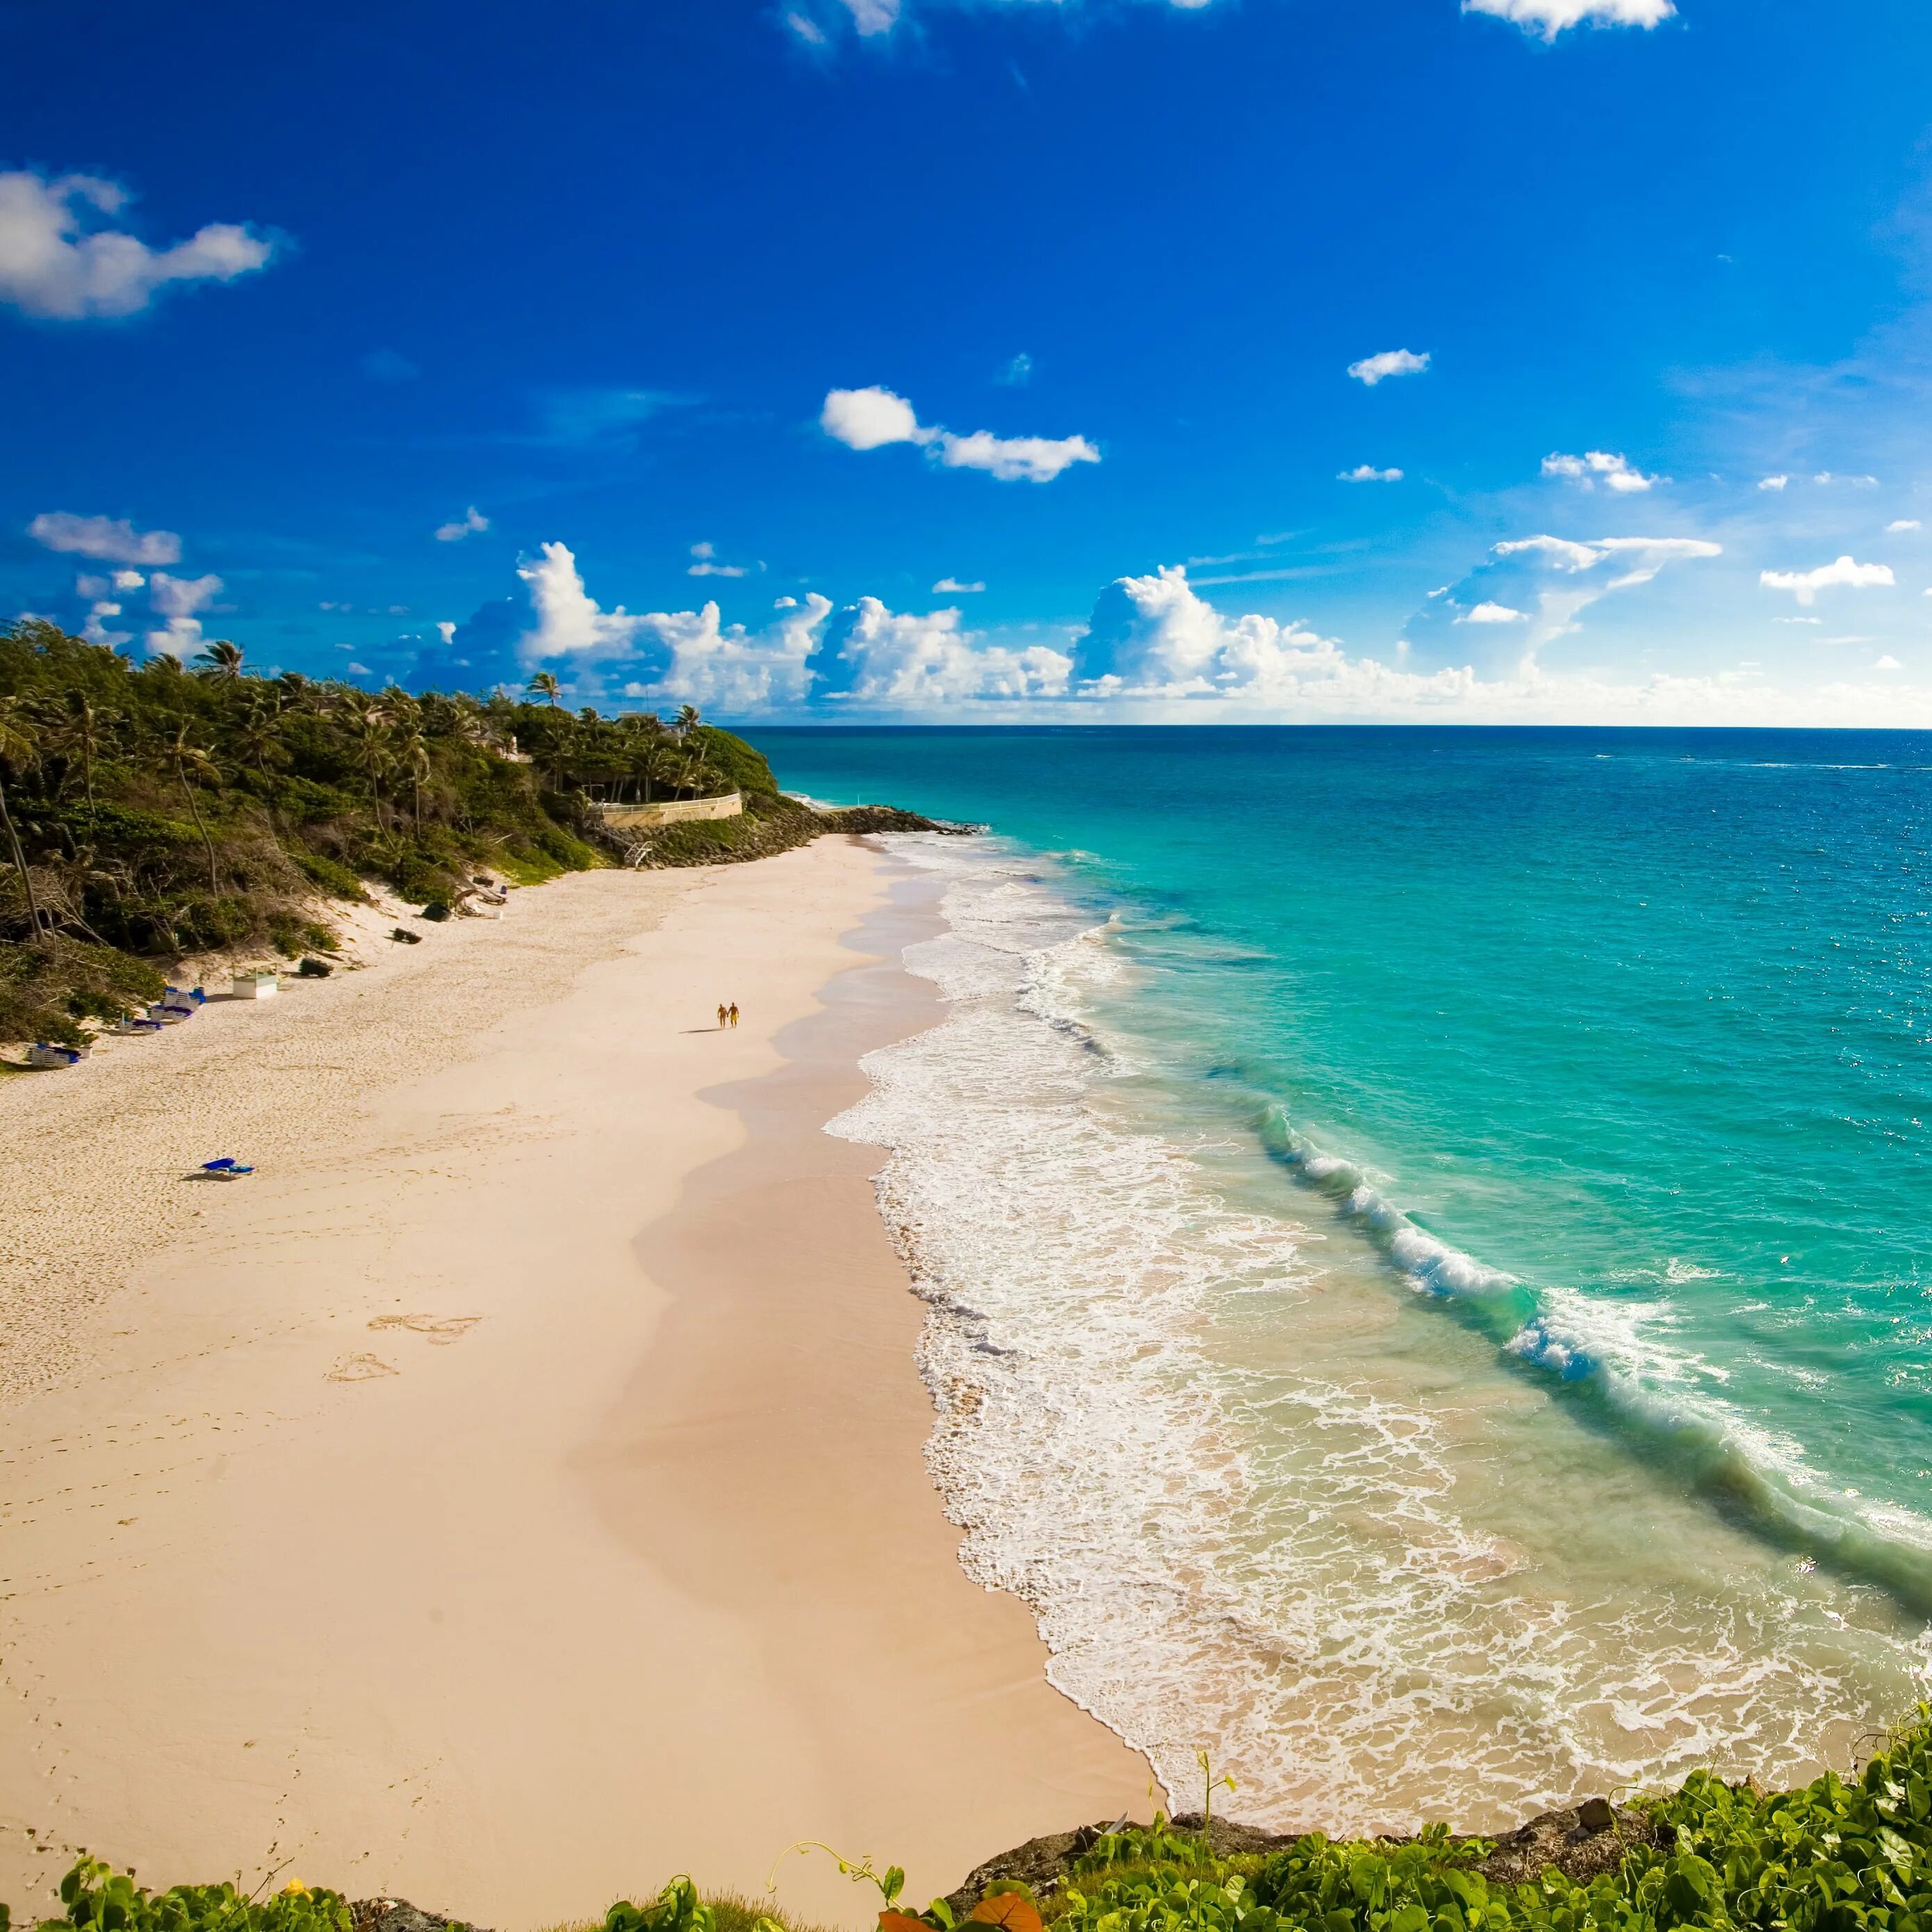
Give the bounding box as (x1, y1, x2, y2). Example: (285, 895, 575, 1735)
(1477, 1803, 1656, 1885)
(818, 804, 981, 837)
(350, 1899, 490, 1932)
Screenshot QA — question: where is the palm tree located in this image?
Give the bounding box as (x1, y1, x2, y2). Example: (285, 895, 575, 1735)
(398, 728, 432, 833)
(234, 691, 284, 779)
(58, 691, 110, 817)
(167, 724, 224, 897)
(676, 703, 701, 737)
(195, 639, 245, 682)
(347, 712, 394, 827)
(527, 670, 562, 707)
(0, 697, 47, 941)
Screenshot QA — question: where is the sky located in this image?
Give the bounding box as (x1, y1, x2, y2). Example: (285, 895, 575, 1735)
(8, 0, 1932, 723)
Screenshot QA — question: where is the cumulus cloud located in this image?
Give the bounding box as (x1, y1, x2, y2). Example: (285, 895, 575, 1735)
(814, 599, 1072, 705)
(1408, 534, 1722, 676)
(1875, 655, 1904, 671)
(1759, 555, 1896, 605)
(30, 511, 181, 565)
(1462, 0, 1673, 38)
(1887, 519, 1922, 532)
(1347, 349, 1430, 386)
(933, 577, 985, 593)
(1340, 464, 1404, 482)
(820, 384, 1099, 483)
(821, 386, 928, 450)
(435, 505, 490, 543)
(145, 571, 224, 658)
(687, 541, 749, 578)
(840, 0, 900, 28)
(0, 170, 275, 320)
(1758, 475, 1789, 491)
(1542, 450, 1663, 493)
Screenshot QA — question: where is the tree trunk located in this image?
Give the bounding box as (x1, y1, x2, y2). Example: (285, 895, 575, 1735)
(177, 763, 222, 897)
(0, 773, 44, 942)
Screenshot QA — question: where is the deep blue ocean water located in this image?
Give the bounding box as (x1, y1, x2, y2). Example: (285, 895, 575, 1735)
(769, 726, 1932, 1821)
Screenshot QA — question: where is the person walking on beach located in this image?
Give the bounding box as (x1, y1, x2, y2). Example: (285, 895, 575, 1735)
(717, 1002, 728, 1029)
(728, 1001, 739, 1029)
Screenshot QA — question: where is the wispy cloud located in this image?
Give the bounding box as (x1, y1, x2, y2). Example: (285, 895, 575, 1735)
(434, 506, 489, 543)
(820, 384, 1099, 483)
(1339, 464, 1404, 482)
(995, 352, 1033, 387)
(0, 170, 277, 320)
(687, 541, 751, 578)
(1462, 0, 1675, 40)
(30, 511, 181, 565)
(1347, 348, 1430, 387)
(1542, 450, 1663, 493)
(1760, 555, 1896, 605)
(933, 576, 985, 593)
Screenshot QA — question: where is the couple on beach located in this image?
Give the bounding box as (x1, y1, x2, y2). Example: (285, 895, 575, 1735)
(715, 1002, 739, 1029)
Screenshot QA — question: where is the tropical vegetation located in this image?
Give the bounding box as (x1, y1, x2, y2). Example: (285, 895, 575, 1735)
(0, 619, 815, 1046)
(17, 1710, 1932, 1932)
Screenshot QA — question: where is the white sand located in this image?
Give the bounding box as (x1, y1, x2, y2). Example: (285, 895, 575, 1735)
(0, 841, 1147, 1930)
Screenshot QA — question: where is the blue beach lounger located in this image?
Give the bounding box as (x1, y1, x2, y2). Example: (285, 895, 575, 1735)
(198, 1158, 256, 1179)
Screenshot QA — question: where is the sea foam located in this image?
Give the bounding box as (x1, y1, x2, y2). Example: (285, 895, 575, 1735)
(832, 833, 1932, 1831)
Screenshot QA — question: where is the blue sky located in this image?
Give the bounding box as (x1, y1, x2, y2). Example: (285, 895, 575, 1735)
(7, 0, 1932, 722)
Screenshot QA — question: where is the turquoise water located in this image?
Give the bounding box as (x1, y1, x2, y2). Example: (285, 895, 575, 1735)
(774, 726, 1932, 1823)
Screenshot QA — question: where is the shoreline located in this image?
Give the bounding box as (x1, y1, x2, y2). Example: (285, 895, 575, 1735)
(0, 840, 1147, 1931)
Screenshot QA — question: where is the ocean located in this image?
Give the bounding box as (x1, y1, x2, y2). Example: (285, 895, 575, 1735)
(758, 726, 1932, 1828)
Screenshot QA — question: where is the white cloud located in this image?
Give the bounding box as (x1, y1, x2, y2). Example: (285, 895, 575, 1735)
(1758, 475, 1790, 491)
(996, 352, 1033, 387)
(821, 385, 930, 450)
(1462, 0, 1673, 38)
(1541, 450, 1663, 493)
(0, 170, 275, 320)
(840, 0, 901, 29)
(435, 505, 489, 543)
(814, 598, 1071, 705)
(1759, 555, 1896, 605)
(436, 621, 457, 644)
(145, 571, 223, 658)
(1814, 472, 1879, 486)
(787, 10, 829, 41)
(1875, 656, 1904, 671)
(687, 541, 749, 578)
(821, 384, 1099, 483)
(933, 577, 986, 593)
(935, 426, 1099, 482)
(1347, 349, 1430, 386)
(1340, 464, 1404, 482)
(1463, 602, 1528, 623)
(1071, 566, 1352, 698)
(30, 511, 181, 564)
(511, 539, 826, 708)
(1887, 519, 1921, 532)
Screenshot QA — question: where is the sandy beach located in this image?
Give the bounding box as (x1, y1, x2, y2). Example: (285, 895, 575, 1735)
(0, 839, 1147, 1930)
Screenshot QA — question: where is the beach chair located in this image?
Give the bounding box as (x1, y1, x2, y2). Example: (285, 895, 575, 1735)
(160, 985, 206, 1013)
(26, 1043, 85, 1067)
(197, 1158, 256, 1180)
(147, 1001, 191, 1024)
(114, 1016, 165, 1035)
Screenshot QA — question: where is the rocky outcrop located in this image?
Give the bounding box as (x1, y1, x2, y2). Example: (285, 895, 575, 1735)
(943, 1798, 1657, 1917)
(350, 1899, 491, 1932)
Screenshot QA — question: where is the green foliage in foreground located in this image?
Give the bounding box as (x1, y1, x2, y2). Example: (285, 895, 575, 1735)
(38, 1712, 1932, 1932)
(619, 1709, 1932, 1932)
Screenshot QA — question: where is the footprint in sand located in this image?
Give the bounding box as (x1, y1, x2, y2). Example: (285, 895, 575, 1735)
(325, 1352, 400, 1383)
(366, 1314, 483, 1347)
